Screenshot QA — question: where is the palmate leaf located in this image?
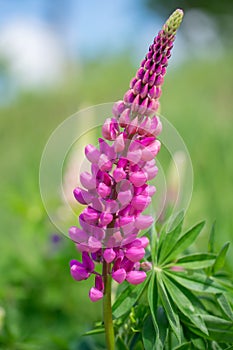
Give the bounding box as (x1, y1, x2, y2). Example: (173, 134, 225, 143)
(174, 253, 216, 270)
(159, 221, 205, 265)
(161, 273, 209, 335)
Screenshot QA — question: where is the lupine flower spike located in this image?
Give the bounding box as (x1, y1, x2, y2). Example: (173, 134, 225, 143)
(69, 9, 184, 302)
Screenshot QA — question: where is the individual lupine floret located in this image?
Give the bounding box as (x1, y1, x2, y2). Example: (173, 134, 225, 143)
(89, 275, 104, 302)
(69, 9, 184, 301)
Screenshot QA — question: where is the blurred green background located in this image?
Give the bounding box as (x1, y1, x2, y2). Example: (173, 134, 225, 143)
(0, 1, 232, 349)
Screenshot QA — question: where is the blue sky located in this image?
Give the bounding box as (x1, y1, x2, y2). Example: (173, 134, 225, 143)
(0, 0, 162, 60)
(0, 0, 222, 101)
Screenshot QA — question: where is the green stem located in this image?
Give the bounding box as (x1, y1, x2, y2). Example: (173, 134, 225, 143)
(103, 261, 115, 350)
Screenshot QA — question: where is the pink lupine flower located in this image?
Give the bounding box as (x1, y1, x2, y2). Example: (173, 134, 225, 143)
(112, 268, 127, 284)
(69, 9, 183, 301)
(89, 287, 104, 302)
(126, 271, 147, 285)
(102, 118, 119, 141)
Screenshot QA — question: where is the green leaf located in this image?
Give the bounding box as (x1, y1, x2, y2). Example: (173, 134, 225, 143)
(83, 327, 105, 336)
(160, 221, 205, 265)
(158, 211, 184, 263)
(183, 315, 233, 343)
(190, 337, 207, 349)
(129, 333, 144, 350)
(157, 210, 184, 252)
(167, 210, 185, 232)
(165, 278, 206, 313)
(147, 272, 163, 349)
(212, 276, 233, 294)
(113, 276, 150, 318)
(212, 242, 230, 274)
(142, 315, 156, 350)
(174, 253, 216, 269)
(116, 336, 129, 350)
(202, 314, 233, 342)
(162, 273, 208, 335)
(173, 342, 191, 350)
(208, 221, 216, 253)
(210, 342, 225, 350)
(216, 293, 233, 321)
(150, 223, 158, 264)
(156, 306, 169, 345)
(157, 272, 181, 342)
(165, 271, 226, 294)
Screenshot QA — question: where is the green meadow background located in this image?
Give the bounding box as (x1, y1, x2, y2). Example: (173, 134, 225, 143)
(0, 21, 233, 350)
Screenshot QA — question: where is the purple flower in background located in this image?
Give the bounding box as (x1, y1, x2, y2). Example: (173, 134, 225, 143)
(69, 10, 183, 301)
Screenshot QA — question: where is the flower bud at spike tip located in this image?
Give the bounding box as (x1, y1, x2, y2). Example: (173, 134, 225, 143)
(163, 9, 184, 36)
(68, 9, 184, 301)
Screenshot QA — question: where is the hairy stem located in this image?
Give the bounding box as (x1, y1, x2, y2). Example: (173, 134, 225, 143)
(103, 261, 115, 350)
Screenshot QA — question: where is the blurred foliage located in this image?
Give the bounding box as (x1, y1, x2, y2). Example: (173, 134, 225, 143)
(0, 50, 232, 347)
(145, 0, 233, 15)
(145, 0, 233, 39)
